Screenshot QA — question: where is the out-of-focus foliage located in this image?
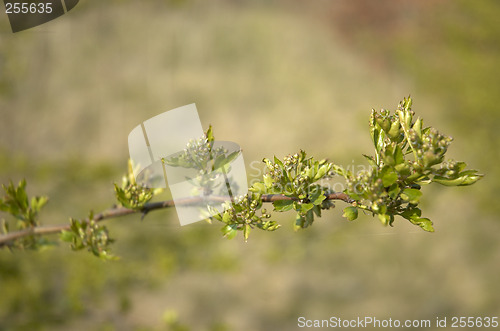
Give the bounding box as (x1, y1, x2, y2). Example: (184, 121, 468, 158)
(0, 180, 50, 249)
(60, 213, 118, 261)
(0, 180, 47, 229)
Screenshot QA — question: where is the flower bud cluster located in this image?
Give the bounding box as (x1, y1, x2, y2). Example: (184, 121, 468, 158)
(410, 127, 452, 168)
(226, 194, 272, 223)
(268, 163, 283, 179)
(64, 215, 116, 260)
(115, 171, 154, 210)
(163, 133, 231, 187)
(217, 193, 279, 240)
(283, 153, 300, 170)
(346, 169, 384, 203)
(185, 137, 212, 160)
(433, 159, 463, 178)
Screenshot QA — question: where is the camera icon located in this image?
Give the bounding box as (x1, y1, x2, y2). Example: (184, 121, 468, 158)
(128, 104, 248, 226)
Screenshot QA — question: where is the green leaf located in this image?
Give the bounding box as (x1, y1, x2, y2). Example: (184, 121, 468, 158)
(31, 196, 48, 213)
(331, 164, 348, 177)
(213, 151, 239, 171)
(60, 230, 76, 243)
(0, 199, 7, 213)
(342, 206, 358, 221)
(207, 206, 222, 221)
(399, 207, 421, 221)
(402, 96, 412, 111)
(410, 217, 434, 232)
(400, 188, 422, 204)
(383, 144, 395, 166)
(312, 205, 322, 217)
(300, 203, 314, 213)
(311, 193, 326, 206)
(373, 125, 386, 155)
(455, 162, 467, 173)
(362, 154, 377, 167)
(206, 125, 214, 143)
(381, 168, 398, 187)
(16, 181, 29, 211)
(394, 145, 404, 165)
(221, 224, 237, 239)
(274, 156, 284, 170)
(412, 117, 422, 139)
(263, 174, 273, 188)
(304, 167, 314, 179)
(377, 213, 390, 225)
(273, 199, 294, 212)
(433, 171, 483, 186)
(376, 116, 391, 133)
(294, 214, 304, 231)
(222, 211, 232, 224)
(395, 162, 411, 177)
(249, 182, 266, 194)
(1, 219, 8, 234)
(387, 183, 401, 199)
(243, 224, 251, 242)
(388, 118, 401, 140)
(304, 210, 314, 227)
(299, 150, 307, 162)
(406, 171, 427, 183)
(314, 164, 329, 180)
(293, 210, 315, 230)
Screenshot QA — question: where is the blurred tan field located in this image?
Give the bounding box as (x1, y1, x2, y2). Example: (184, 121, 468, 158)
(1, 1, 499, 330)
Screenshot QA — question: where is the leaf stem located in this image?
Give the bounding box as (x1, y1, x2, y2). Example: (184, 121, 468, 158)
(398, 110, 418, 161)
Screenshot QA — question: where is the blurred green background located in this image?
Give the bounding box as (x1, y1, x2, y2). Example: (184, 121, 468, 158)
(1, 0, 499, 330)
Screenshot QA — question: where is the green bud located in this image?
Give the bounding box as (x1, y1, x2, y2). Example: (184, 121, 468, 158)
(405, 111, 412, 128)
(395, 163, 411, 177)
(412, 117, 422, 139)
(423, 151, 442, 167)
(388, 118, 401, 139)
(376, 117, 391, 133)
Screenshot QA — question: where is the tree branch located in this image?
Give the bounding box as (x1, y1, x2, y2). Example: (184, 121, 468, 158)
(0, 193, 353, 247)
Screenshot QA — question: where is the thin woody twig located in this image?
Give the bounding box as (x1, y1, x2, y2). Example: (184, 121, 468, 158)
(0, 193, 353, 247)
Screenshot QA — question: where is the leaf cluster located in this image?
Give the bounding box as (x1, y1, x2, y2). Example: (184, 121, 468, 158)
(114, 159, 157, 209)
(256, 151, 335, 229)
(0, 179, 49, 249)
(210, 193, 278, 242)
(340, 97, 483, 231)
(210, 150, 336, 240)
(60, 211, 117, 261)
